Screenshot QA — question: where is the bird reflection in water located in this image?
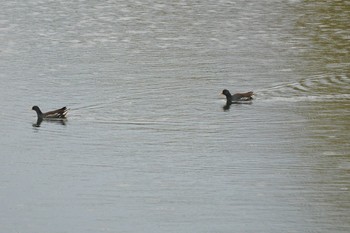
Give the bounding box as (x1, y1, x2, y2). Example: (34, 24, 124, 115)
(32, 118, 67, 128)
(223, 101, 232, 111)
(222, 100, 252, 111)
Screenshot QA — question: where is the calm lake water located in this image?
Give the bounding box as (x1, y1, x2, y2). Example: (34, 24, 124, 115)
(0, 0, 349, 232)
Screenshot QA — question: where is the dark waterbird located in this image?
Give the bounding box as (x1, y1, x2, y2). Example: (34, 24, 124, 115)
(221, 89, 254, 102)
(32, 106, 68, 120)
(221, 89, 254, 110)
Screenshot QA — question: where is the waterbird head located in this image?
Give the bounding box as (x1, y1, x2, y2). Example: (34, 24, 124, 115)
(32, 106, 42, 115)
(221, 89, 231, 97)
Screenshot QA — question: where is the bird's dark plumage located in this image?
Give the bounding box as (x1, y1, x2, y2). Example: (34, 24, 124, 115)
(221, 89, 254, 102)
(32, 106, 68, 119)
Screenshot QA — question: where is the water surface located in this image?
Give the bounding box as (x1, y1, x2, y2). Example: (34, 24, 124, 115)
(0, 0, 349, 232)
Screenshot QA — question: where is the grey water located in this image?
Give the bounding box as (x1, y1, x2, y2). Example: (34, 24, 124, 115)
(1, 0, 349, 232)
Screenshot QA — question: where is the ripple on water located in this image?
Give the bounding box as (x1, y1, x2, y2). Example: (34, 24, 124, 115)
(257, 74, 350, 103)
